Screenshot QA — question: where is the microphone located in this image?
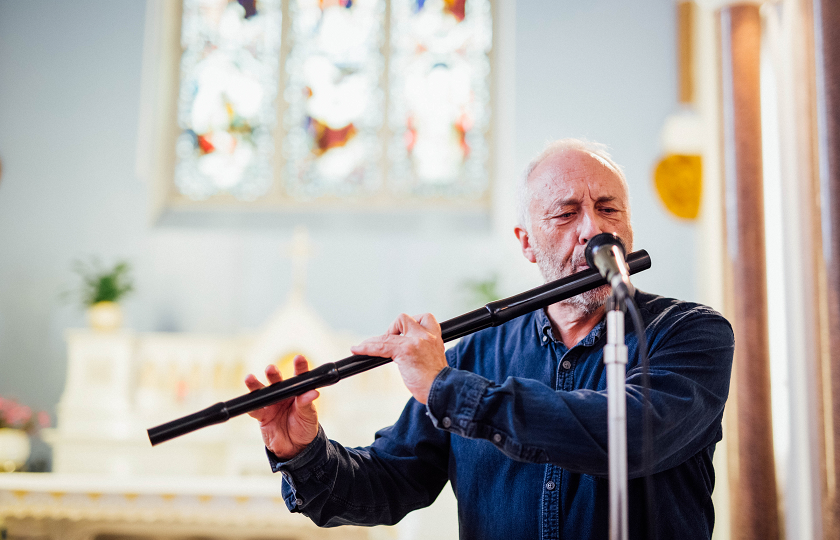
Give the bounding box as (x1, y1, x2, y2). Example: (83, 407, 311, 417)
(584, 232, 635, 298)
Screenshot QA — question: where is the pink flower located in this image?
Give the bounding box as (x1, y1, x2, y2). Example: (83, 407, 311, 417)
(7, 405, 31, 427)
(0, 396, 47, 434)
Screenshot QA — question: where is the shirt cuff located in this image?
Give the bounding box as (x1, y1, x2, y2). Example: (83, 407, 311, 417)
(266, 424, 329, 473)
(426, 366, 492, 438)
(265, 425, 330, 513)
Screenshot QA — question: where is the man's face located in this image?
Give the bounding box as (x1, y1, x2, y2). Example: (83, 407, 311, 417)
(516, 149, 634, 313)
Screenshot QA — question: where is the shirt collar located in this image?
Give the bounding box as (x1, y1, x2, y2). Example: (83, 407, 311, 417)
(534, 307, 606, 348)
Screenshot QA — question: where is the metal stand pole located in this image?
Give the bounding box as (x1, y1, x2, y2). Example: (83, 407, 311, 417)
(605, 304, 628, 540)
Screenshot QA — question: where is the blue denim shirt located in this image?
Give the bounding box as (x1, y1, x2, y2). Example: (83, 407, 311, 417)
(269, 291, 734, 540)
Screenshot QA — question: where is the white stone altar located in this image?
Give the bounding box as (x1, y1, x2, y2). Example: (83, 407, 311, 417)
(47, 295, 411, 479)
(0, 473, 377, 540)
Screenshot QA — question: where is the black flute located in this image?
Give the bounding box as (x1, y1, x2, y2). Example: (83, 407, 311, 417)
(148, 250, 651, 446)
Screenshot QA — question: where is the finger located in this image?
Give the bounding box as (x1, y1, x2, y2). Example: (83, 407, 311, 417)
(395, 313, 430, 337)
(351, 335, 401, 358)
(265, 364, 283, 385)
(386, 313, 414, 336)
(293, 355, 311, 376)
(414, 313, 441, 334)
(244, 373, 265, 392)
(296, 389, 320, 408)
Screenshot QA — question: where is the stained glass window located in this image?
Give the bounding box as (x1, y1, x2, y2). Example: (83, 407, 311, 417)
(170, 0, 492, 206)
(175, 0, 282, 201)
(283, 0, 385, 199)
(388, 0, 492, 198)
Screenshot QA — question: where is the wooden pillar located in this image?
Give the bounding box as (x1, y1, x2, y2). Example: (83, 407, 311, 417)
(814, 0, 840, 535)
(719, 4, 780, 540)
(678, 1, 698, 105)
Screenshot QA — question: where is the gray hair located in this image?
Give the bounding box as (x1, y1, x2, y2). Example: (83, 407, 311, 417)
(516, 138, 628, 231)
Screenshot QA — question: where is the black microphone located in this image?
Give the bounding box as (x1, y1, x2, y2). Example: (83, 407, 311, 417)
(584, 232, 635, 298)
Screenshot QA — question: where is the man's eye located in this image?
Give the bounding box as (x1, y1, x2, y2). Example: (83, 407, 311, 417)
(600, 208, 618, 214)
(558, 212, 575, 219)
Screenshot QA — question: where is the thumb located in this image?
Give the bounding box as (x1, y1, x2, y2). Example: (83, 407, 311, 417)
(296, 389, 320, 410)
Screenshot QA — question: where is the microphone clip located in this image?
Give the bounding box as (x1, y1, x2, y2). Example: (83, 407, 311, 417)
(584, 232, 636, 303)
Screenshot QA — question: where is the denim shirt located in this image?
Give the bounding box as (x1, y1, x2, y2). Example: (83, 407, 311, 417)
(269, 291, 734, 540)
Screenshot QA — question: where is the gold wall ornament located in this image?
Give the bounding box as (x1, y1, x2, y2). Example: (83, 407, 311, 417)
(653, 154, 702, 220)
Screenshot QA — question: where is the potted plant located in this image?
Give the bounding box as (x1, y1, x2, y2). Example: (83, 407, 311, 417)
(0, 397, 50, 472)
(73, 259, 134, 331)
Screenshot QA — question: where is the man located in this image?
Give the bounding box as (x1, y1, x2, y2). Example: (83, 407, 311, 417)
(245, 139, 734, 539)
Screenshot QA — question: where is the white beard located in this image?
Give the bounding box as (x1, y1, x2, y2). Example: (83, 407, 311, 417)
(531, 242, 610, 315)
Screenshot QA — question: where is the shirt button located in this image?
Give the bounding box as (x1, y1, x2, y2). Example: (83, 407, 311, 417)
(492, 433, 502, 443)
(562, 360, 572, 370)
(545, 481, 556, 491)
(442, 417, 452, 428)
(542, 335, 548, 342)
(295, 498, 303, 506)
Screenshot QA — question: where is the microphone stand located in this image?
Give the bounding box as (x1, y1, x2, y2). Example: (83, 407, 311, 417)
(605, 291, 629, 540)
(148, 250, 651, 447)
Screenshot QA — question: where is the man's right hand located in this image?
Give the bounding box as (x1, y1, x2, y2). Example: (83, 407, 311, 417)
(245, 355, 320, 460)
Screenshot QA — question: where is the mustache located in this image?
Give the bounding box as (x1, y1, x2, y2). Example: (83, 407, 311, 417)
(568, 252, 588, 269)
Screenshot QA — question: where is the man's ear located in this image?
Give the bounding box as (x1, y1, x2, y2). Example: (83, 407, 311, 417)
(514, 226, 537, 264)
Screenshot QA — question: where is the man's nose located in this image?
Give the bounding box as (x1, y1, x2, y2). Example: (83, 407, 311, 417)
(578, 211, 604, 245)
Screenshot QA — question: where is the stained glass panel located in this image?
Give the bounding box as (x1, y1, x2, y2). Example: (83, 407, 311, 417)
(389, 0, 492, 198)
(175, 0, 282, 201)
(283, 0, 385, 199)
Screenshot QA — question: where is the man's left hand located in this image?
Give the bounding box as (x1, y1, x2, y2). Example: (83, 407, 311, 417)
(350, 313, 447, 405)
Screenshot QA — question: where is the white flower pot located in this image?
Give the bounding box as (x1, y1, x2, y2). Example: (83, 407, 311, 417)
(87, 301, 123, 332)
(0, 428, 31, 472)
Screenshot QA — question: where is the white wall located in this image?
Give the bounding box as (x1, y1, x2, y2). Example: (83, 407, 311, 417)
(0, 0, 688, 422)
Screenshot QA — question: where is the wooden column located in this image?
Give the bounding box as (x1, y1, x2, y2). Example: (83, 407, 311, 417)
(814, 0, 840, 535)
(719, 5, 780, 540)
(678, 1, 697, 104)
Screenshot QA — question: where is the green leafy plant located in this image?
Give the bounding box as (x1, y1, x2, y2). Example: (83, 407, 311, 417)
(73, 259, 134, 306)
(463, 274, 500, 307)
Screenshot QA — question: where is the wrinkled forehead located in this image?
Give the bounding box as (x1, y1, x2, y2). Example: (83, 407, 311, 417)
(528, 149, 629, 202)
